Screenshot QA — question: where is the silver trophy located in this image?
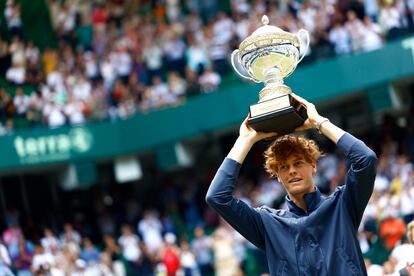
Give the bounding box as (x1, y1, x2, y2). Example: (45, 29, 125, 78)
(231, 15, 310, 134)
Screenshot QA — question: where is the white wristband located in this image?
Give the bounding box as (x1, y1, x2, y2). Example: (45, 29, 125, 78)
(316, 117, 329, 134)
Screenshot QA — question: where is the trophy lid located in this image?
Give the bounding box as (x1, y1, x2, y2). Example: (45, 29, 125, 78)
(239, 15, 300, 52)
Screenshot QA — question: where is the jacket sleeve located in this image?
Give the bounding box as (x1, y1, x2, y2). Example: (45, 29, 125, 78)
(205, 158, 265, 250)
(337, 133, 378, 230)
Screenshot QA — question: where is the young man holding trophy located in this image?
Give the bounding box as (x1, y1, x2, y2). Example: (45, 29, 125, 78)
(206, 16, 378, 275)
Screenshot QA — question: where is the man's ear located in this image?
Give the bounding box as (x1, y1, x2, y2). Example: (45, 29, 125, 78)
(312, 161, 317, 175)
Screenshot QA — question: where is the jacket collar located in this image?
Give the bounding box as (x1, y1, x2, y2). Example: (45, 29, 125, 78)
(286, 186, 322, 216)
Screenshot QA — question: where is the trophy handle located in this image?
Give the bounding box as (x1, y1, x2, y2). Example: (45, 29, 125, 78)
(297, 29, 310, 64)
(231, 49, 257, 82)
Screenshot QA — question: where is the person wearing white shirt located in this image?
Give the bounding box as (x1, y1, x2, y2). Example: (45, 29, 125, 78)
(72, 76, 91, 101)
(118, 224, 141, 262)
(345, 10, 366, 52)
(64, 99, 86, 125)
(0, 242, 13, 275)
(379, 2, 403, 38)
(43, 101, 66, 128)
(31, 245, 56, 274)
(297, 0, 317, 33)
(142, 39, 163, 80)
(199, 67, 221, 93)
(390, 220, 414, 272)
(328, 20, 352, 55)
(112, 48, 132, 82)
(362, 16, 383, 52)
(40, 228, 60, 254)
(138, 210, 164, 257)
(6, 64, 25, 84)
(13, 87, 30, 117)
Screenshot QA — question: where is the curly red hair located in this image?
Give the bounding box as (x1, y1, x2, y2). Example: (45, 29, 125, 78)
(264, 135, 321, 177)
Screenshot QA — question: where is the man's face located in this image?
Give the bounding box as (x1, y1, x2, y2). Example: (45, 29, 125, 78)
(276, 153, 316, 197)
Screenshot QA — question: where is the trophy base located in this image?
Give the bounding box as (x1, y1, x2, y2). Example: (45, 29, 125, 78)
(248, 94, 307, 134)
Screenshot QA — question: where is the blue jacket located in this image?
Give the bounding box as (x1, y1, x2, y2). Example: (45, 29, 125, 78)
(206, 133, 377, 276)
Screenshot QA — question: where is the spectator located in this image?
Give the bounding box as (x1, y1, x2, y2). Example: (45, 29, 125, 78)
(191, 226, 213, 276)
(13, 240, 33, 276)
(163, 32, 187, 77)
(0, 240, 14, 276)
(142, 39, 163, 82)
(345, 10, 365, 52)
(362, 15, 384, 52)
(379, 1, 403, 39)
(6, 63, 25, 85)
(4, 0, 22, 38)
(13, 87, 30, 119)
(198, 67, 221, 93)
(80, 237, 100, 264)
(118, 224, 141, 264)
(211, 222, 240, 276)
(160, 232, 180, 276)
(60, 223, 81, 247)
(180, 240, 199, 276)
(167, 71, 187, 100)
(186, 35, 210, 74)
(389, 220, 414, 272)
(329, 20, 351, 55)
(97, 251, 126, 276)
(40, 228, 59, 254)
(379, 214, 407, 250)
(31, 245, 55, 275)
(364, 0, 380, 22)
(137, 209, 164, 257)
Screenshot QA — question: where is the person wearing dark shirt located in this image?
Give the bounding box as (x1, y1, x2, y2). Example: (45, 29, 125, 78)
(206, 93, 378, 275)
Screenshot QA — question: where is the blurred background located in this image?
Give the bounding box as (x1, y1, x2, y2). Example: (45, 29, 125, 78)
(0, 0, 413, 275)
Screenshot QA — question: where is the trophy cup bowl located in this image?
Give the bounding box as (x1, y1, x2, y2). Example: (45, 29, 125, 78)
(231, 15, 310, 134)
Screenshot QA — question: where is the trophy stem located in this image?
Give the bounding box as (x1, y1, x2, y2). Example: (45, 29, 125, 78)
(264, 68, 283, 86)
(258, 68, 291, 102)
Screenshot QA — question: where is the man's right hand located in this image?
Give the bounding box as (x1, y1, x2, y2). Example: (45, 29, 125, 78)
(227, 114, 277, 164)
(239, 114, 278, 145)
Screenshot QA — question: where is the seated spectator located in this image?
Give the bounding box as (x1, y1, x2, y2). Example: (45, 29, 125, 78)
(362, 16, 383, 52)
(345, 10, 365, 52)
(43, 100, 66, 128)
(40, 228, 59, 254)
(0, 240, 13, 276)
(379, 214, 406, 250)
(13, 238, 33, 276)
(31, 245, 55, 275)
(13, 87, 29, 119)
(168, 71, 187, 100)
(379, 1, 403, 39)
(60, 223, 81, 246)
(4, 0, 22, 38)
(199, 67, 221, 93)
(80, 238, 100, 264)
(389, 220, 414, 272)
(118, 224, 141, 264)
(5, 63, 25, 85)
(329, 20, 351, 55)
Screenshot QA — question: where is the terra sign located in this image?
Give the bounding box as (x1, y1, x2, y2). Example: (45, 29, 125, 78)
(13, 128, 94, 164)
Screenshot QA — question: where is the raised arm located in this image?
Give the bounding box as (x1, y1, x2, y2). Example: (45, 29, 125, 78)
(292, 93, 378, 228)
(205, 116, 276, 250)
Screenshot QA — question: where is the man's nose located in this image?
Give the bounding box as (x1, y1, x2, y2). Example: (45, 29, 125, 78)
(288, 166, 297, 175)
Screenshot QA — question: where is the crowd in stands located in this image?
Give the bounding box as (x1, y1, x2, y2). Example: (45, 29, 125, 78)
(0, 0, 414, 134)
